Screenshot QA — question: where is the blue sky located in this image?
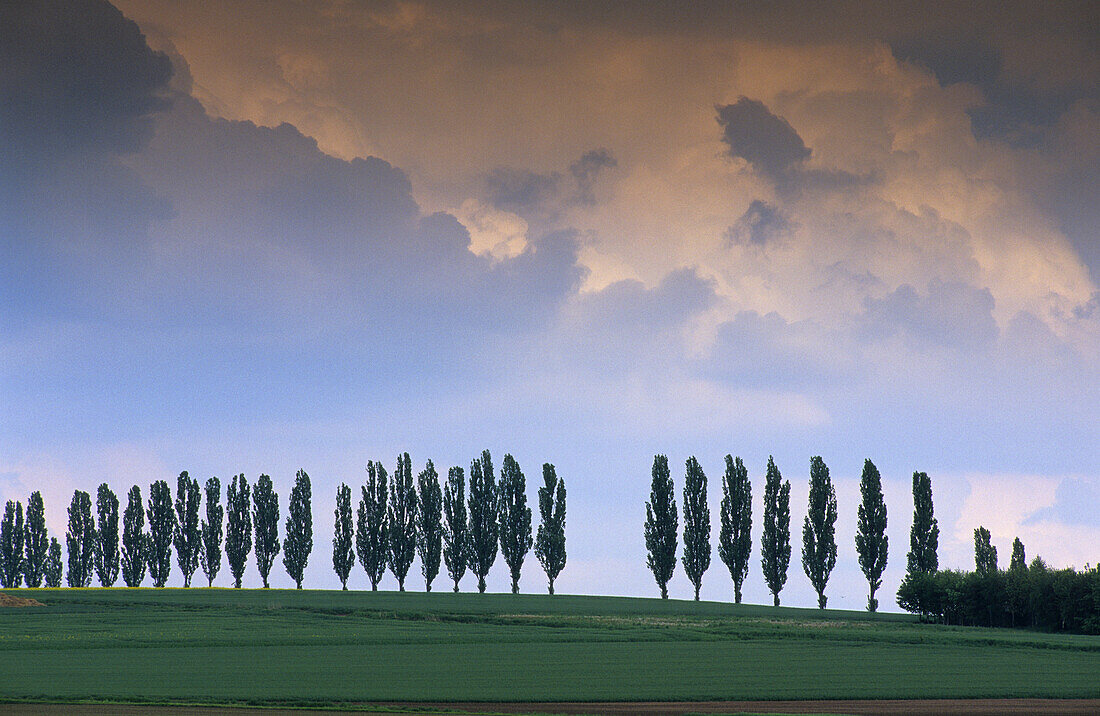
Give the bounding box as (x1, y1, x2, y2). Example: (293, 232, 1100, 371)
(2, 0, 1098, 607)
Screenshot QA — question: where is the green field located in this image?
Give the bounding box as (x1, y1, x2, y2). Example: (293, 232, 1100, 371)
(1, 588, 1098, 707)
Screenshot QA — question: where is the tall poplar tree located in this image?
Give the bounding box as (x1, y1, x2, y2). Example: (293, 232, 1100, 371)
(1009, 537, 1026, 572)
(974, 526, 998, 575)
(200, 477, 223, 587)
(283, 469, 313, 589)
(416, 460, 443, 592)
(66, 490, 95, 588)
(45, 537, 63, 588)
(906, 471, 939, 575)
(535, 463, 566, 595)
(498, 454, 532, 594)
(356, 461, 388, 590)
(802, 456, 838, 609)
(94, 483, 120, 587)
(644, 454, 677, 599)
(387, 453, 417, 591)
(147, 480, 176, 588)
(760, 456, 791, 606)
(332, 483, 355, 590)
(467, 451, 499, 593)
(0, 501, 24, 588)
(442, 466, 468, 592)
(23, 491, 50, 588)
(718, 455, 752, 604)
(252, 474, 281, 588)
(682, 456, 711, 601)
(226, 474, 252, 588)
(121, 486, 147, 587)
(855, 458, 888, 611)
(173, 472, 201, 587)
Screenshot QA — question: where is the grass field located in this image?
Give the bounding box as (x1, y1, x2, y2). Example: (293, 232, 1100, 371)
(1, 588, 1098, 707)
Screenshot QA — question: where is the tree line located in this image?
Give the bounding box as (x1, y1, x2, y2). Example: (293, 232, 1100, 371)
(0, 450, 567, 594)
(643, 454, 1100, 634)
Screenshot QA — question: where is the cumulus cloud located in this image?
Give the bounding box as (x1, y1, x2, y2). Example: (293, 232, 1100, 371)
(717, 97, 811, 182)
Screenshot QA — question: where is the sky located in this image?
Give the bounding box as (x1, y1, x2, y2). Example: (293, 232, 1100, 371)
(1, 0, 1098, 608)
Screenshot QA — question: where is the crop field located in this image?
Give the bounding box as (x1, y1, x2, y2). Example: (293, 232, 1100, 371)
(1, 589, 1098, 709)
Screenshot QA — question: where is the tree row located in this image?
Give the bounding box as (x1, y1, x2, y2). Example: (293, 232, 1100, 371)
(0, 450, 567, 594)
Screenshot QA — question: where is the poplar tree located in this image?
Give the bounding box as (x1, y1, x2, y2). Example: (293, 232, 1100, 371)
(718, 455, 752, 604)
(498, 454, 532, 594)
(200, 477, 223, 587)
(252, 474, 281, 588)
(416, 460, 443, 592)
(644, 454, 677, 599)
(387, 453, 417, 591)
(468, 451, 499, 593)
(760, 456, 791, 606)
(974, 526, 997, 575)
(442, 466, 468, 592)
(174, 472, 201, 587)
(802, 456, 838, 609)
(66, 490, 95, 588)
(121, 486, 147, 587)
(855, 458, 888, 611)
(283, 469, 313, 589)
(226, 474, 252, 588)
(682, 456, 711, 601)
(907, 471, 939, 575)
(1009, 537, 1026, 572)
(45, 537, 63, 587)
(535, 463, 566, 595)
(147, 480, 176, 588)
(23, 491, 50, 588)
(356, 461, 388, 590)
(94, 483, 120, 587)
(0, 501, 24, 588)
(332, 483, 354, 590)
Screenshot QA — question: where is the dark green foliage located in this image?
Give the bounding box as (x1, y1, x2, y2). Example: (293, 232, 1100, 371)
(718, 455, 751, 603)
(442, 466, 469, 592)
(1009, 537, 1026, 573)
(23, 492, 49, 588)
(644, 454, 677, 599)
(226, 475, 252, 588)
(855, 458, 888, 611)
(173, 472, 202, 587)
(0, 501, 25, 588)
(535, 463, 567, 595)
(498, 454, 533, 594)
(416, 460, 443, 592)
(66, 490, 95, 588)
(357, 461, 388, 590)
(200, 477, 223, 587)
(802, 456, 838, 609)
(252, 474, 281, 588)
(974, 526, 997, 575)
(94, 483, 120, 587)
(761, 456, 791, 606)
(121, 486, 147, 588)
(387, 453, 417, 591)
(283, 469, 313, 589)
(44, 537, 63, 587)
(907, 471, 939, 575)
(681, 456, 710, 601)
(468, 450, 499, 593)
(146, 480, 175, 588)
(332, 483, 354, 590)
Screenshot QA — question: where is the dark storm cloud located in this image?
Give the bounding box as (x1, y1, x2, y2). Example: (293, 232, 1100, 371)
(569, 148, 617, 205)
(0, 0, 171, 162)
(725, 200, 789, 246)
(484, 149, 618, 218)
(716, 98, 810, 182)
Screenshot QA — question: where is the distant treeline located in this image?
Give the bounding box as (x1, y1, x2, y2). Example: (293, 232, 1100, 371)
(641, 454, 1099, 634)
(0, 450, 567, 595)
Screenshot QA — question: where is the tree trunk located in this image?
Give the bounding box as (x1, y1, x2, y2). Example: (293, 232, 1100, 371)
(660, 583, 668, 599)
(694, 585, 700, 601)
(478, 575, 486, 593)
(398, 578, 405, 592)
(425, 581, 432, 593)
(511, 575, 519, 594)
(453, 580, 459, 593)
(342, 583, 347, 591)
(773, 592, 780, 607)
(734, 582, 742, 604)
(817, 592, 827, 609)
(548, 579, 555, 595)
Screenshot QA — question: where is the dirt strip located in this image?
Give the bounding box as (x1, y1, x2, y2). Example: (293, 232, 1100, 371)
(3, 701, 1100, 716)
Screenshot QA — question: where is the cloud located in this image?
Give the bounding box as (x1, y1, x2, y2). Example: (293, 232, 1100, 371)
(725, 200, 790, 246)
(861, 279, 998, 351)
(569, 148, 618, 205)
(716, 97, 811, 182)
(1025, 477, 1100, 528)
